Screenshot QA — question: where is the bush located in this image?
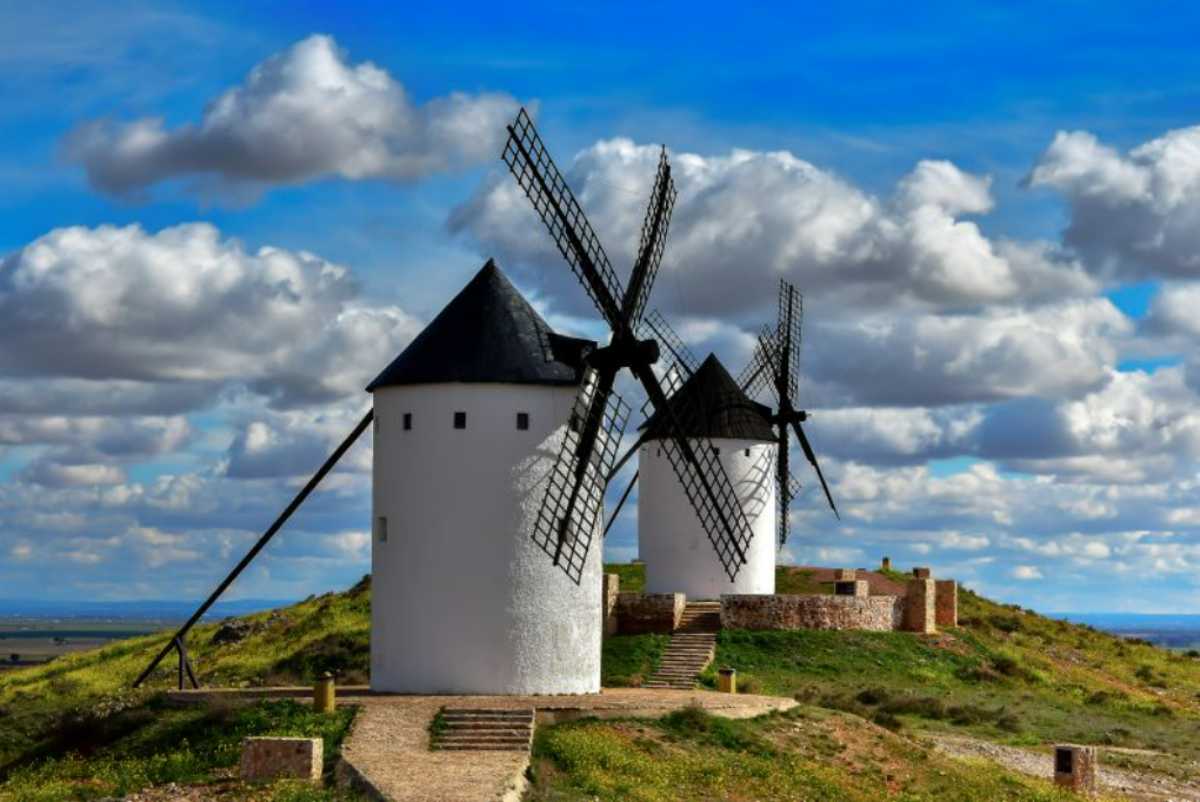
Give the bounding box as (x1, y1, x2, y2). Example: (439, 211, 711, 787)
(872, 711, 902, 731)
(855, 688, 889, 706)
(989, 615, 1023, 634)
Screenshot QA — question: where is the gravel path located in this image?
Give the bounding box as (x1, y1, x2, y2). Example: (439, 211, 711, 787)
(338, 688, 795, 802)
(929, 734, 1200, 801)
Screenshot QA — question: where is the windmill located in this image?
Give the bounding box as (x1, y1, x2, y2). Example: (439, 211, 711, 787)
(604, 279, 838, 576)
(738, 278, 840, 547)
(501, 107, 756, 585)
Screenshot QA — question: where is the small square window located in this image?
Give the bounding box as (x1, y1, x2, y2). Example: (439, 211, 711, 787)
(454, 411, 467, 429)
(744, 448, 751, 457)
(568, 412, 580, 433)
(516, 412, 529, 430)
(712, 446, 720, 456)
(403, 413, 412, 431)
(374, 516, 388, 543)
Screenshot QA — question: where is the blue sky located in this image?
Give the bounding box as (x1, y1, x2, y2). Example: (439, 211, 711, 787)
(4, 1, 1200, 611)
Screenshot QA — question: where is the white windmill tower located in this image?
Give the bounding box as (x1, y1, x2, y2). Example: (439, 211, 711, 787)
(366, 259, 604, 694)
(637, 354, 779, 598)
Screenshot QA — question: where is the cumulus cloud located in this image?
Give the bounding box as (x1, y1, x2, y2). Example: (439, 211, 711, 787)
(453, 139, 1097, 319)
(806, 299, 1128, 408)
(65, 34, 520, 197)
(1029, 127, 1200, 279)
(1011, 565, 1043, 580)
(0, 222, 421, 407)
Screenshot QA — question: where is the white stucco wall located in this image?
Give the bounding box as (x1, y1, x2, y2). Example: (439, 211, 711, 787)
(639, 438, 777, 599)
(370, 382, 602, 694)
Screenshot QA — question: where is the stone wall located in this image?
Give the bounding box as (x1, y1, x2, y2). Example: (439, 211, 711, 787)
(904, 579, 936, 633)
(615, 592, 684, 634)
(602, 573, 620, 636)
(720, 594, 901, 631)
(935, 580, 957, 628)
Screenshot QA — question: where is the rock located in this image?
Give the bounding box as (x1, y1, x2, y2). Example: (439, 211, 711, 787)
(209, 619, 256, 645)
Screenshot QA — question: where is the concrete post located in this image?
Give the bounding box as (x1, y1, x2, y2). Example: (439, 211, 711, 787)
(602, 573, 620, 637)
(935, 580, 958, 628)
(1054, 745, 1097, 794)
(904, 579, 936, 634)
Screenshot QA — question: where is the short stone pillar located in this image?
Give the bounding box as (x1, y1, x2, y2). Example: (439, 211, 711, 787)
(912, 567, 932, 579)
(1054, 744, 1096, 794)
(717, 667, 736, 694)
(881, 556, 891, 571)
(904, 579, 936, 634)
(313, 672, 335, 713)
(602, 573, 620, 636)
(835, 580, 869, 598)
(935, 580, 958, 628)
(241, 737, 322, 783)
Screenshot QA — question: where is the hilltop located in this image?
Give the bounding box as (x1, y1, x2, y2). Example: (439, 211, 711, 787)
(2, 567, 1199, 800)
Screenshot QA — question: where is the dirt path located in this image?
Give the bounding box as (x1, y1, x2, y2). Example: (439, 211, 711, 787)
(338, 688, 795, 802)
(928, 734, 1200, 801)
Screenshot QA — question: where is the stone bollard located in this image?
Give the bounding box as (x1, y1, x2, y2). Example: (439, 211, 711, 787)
(881, 556, 891, 571)
(1054, 744, 1097, 794)
(314, 671, 335, 713)
(241, 737, 322, 783)
(717, 667, 736, 694)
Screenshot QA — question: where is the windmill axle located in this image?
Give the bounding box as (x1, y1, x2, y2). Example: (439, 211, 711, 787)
(586, 336, 660, 374)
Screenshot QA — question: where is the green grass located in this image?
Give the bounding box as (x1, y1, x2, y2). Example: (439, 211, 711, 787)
(5, 566, 1200, 799)
(775, 567, 836, 594)
(601, 634, 668, 687)
(703, 586, 1200, 761)
(0, 576, 371, 768)
(603, 562, 646, 592)
(526, 706, 1088, 802)
(0, 698, 360, 802)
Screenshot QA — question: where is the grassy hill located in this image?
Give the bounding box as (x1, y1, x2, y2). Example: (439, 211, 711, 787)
(2, 567, 1198, 800)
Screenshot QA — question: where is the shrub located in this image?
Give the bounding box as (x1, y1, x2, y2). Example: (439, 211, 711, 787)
(872, 710, 902, 731)
(855, 688, 889, 706)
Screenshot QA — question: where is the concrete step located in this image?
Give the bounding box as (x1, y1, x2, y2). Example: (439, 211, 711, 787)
(440, 731, 531, 741)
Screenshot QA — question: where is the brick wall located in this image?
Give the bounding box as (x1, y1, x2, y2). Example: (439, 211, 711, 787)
(720, 594, 902, 631)
(904, 579, 936, 633)
(935, 580, 957, 628)
(615, 592, 685, 634)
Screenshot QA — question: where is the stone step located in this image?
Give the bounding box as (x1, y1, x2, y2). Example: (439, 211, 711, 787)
(443, 724, 533, 733)
(440, 731, 531, 741)
(438, 743, 531, 751)
(442, 707, 534, 716)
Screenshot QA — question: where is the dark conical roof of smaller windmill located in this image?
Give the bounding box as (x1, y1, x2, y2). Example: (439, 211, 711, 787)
(366, 259, 593, 390)
(640, 354, 777, 442)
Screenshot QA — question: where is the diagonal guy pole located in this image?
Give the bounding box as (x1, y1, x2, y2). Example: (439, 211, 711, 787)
(133, 408, 374, 688)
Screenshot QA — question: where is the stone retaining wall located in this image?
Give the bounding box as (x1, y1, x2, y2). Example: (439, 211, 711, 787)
(720, 594, 902, 631)
(615, 592, 684, 634)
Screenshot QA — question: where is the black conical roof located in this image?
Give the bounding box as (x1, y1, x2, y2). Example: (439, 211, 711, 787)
(640, 354, 776, 442)
(366, 259, 593, 391)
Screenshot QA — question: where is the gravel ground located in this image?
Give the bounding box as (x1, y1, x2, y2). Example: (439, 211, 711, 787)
(929, 734, 1200, 801)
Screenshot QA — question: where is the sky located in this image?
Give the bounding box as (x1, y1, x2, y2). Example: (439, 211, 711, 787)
(3, 1, 1200, 612)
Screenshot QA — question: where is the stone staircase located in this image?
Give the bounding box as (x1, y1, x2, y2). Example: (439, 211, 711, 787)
(677, 600, 721, 633)
(430, 707, 535, 751)
(643, 601, 721, 689)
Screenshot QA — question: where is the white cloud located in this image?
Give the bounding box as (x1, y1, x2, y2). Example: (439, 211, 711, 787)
(0, 222, 421, 408)
(452, 140, 1096, 321)
(65, 34, 520, 198)
(1011, 565, 1043, 580)
(1029, 127, 1200, 279)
